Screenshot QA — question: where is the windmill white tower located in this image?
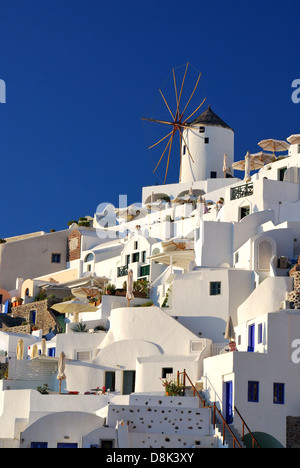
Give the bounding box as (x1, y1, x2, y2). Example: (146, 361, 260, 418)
(142, 63, 234, 185)
(180, 105, 234, 183)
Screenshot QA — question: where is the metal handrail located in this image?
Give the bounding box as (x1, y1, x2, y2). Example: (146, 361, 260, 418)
(178, 369, 260, 449)
(234, 406, 260, 448)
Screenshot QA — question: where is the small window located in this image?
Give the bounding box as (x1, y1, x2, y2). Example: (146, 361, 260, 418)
(190, 341, 204, 352)
(126, 254, 130, 266)
(273, 383, 285, 405)
(278, 167, 287, 182)
(31, 442, 48, 448)
(238, 335, 241, 346)
(248, 381, 259, 402)
(235, 251, 239, 264)
(162, 367, 173, 378)
(210, 281, 221, 296)
(210, 171, 217, 178)
(51, 253, 61, 263)
(134, 241, 138, 250)
(240, 206, 250, 219)
(84, 253, 94, 263)
(101, 440, 114, 448)
(183, 145, 186, 155)
(76, 350, 91, 361)
(142, 251, 146, 263)
(87, 264, 91, 272)
(258, 323, 263, 344)
(132, 252, 140, 263)
(204, 137, 209, 144)
(199, 126, 205, 133)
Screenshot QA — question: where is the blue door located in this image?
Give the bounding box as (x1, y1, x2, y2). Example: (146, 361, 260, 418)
(225, 381, 233, 424)
(4, 300, 9, 314)
(248, 324, 255, 352)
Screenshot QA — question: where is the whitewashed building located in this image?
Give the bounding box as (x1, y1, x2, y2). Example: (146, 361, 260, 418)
(2, 106, 300, 448)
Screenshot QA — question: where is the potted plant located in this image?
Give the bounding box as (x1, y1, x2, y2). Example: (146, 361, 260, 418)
(160, 378, 184, 396)
(16, 297, 23, 306)
(133, 279, 150, 298)
(105, 283, 116, 295)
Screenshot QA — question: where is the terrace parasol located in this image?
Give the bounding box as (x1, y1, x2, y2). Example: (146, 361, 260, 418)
(258, 139, 290, 155)
(232, 152, 264, 182)
(287, 134, 300, 145)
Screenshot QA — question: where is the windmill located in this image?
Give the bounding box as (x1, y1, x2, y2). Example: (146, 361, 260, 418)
(142, 62, 206, 184)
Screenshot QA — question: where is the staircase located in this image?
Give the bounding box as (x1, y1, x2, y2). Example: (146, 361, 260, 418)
(178, 371, 260, 449)
(213, 414, 246, 449)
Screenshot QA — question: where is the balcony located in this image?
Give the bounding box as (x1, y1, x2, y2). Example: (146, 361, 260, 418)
(117, 266, 128, 277)
(139, 264, 150, 277)
(230, 183, 254, 200)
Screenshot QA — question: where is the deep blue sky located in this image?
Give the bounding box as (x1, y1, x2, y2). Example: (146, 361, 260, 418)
(0, 0, 299, 238)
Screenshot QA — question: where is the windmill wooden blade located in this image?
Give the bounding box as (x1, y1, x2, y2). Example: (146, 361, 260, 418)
(142, 63, 205, 184)
(173, 68, 179, 113)
(176, 62, 189, 118)
(164, 131, 175, 183)
(183, 97, 207, 123)
(148, 129, 174, 149)
(153, 134, 173, 173)
(180, 72, 202, 119)
(159, 89, 175, 120)
(141, 117, 175, 126)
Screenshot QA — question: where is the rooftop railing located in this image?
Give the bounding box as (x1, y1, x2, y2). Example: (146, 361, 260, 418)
(231, 183, 254, 200)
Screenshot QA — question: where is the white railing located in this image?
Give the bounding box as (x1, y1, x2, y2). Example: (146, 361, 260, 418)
(211, 342, 228, 356)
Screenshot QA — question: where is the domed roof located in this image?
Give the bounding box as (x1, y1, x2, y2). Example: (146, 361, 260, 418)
(189, 105, 234, 131)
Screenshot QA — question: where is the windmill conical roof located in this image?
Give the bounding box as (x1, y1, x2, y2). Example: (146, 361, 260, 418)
(189, 105, 234, 131)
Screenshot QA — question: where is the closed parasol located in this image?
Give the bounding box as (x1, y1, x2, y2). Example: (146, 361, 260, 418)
(41, 338, 47, 356)
(225, 316, 235, 341)
(223, 153, 228, 177)
(30, 344, 38, 359)
(57, 351, 66, 394)
(258, 139, 290, 155)
(16, 339, 24, 360)
(126, 269, 134, 307)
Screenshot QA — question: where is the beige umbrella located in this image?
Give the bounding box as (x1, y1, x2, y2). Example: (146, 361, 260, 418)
(258, 139, 290, 155)
(126, 269, 134, 307)
(250, 151, 275, 165)
(57, 351, 66, 394)
(30, 344, 38, 359)
(287, 134, 300, 145)
(41, 338, 47, 356)
(232, 152, 264, 182)
(225, 316, 235, 341)
(71, 286, 100, 299)
(51, 298, 98, 314)
(16, 339, 24, 360)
